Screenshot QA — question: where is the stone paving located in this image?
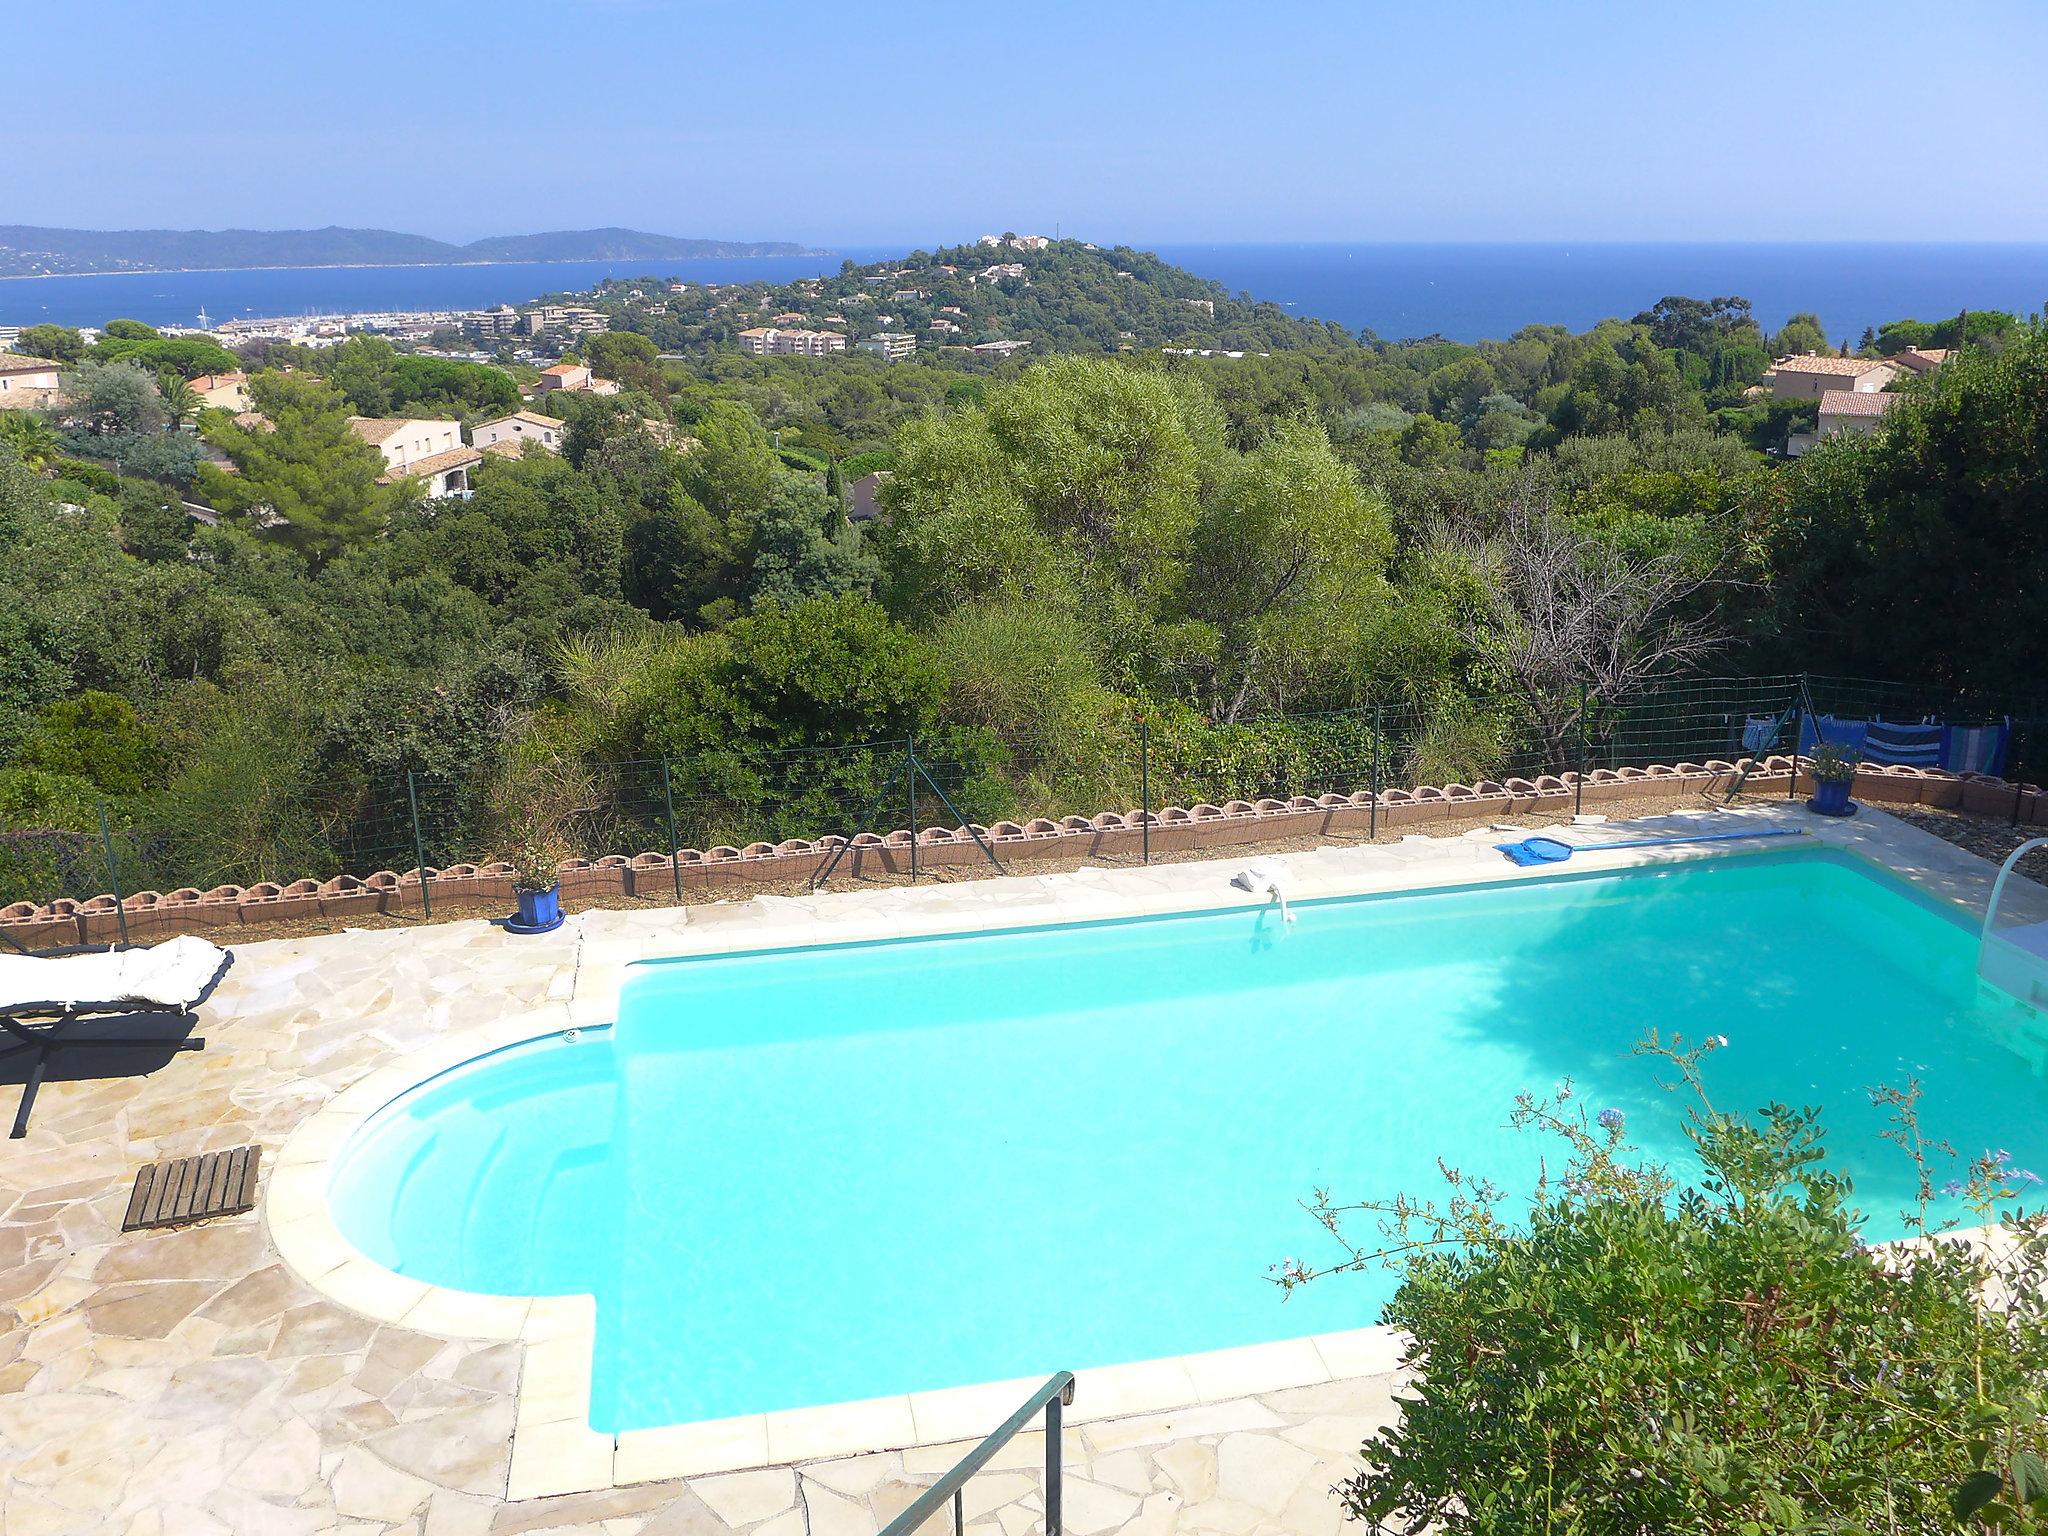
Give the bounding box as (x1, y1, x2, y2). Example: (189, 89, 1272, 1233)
(0, 804, 2033, 1534)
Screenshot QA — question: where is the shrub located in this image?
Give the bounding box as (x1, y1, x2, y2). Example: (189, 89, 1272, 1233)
(485, 732, 591, 890)
(17, 690, 154, 795)
(1284, 1033, 2048, 1535)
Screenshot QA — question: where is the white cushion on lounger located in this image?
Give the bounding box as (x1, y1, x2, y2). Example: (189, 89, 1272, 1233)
(0, 934, 228, 1013)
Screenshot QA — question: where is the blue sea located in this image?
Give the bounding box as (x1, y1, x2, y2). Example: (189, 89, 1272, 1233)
(7, 242, 2045, 345)
(1152, 242, 2048, 345)
(0, 254, 889, 332)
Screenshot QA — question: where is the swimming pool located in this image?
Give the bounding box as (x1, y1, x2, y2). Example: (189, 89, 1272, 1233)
(328, 847, 2048, 1433)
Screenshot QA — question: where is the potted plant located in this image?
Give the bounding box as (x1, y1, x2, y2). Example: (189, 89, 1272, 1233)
(503, 828, 571, 934)
(1806, 740, 1860, 817)
(489, 744, 587, 935)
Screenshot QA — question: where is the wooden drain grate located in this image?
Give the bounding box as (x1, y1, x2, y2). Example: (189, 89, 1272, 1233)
(122, 1145, 262, 1232)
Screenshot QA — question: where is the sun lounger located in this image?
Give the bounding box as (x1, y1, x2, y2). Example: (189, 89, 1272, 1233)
(0, 934, 229, 1137)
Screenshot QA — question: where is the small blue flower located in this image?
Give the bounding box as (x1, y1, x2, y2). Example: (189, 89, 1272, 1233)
(2014, 1169, 2042, 1187)
(1598, 1107, 1625, 1130)
(1943, 1178, 1966, 1197)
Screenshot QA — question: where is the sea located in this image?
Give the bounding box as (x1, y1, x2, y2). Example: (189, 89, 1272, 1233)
(6, 243, 2045, 346)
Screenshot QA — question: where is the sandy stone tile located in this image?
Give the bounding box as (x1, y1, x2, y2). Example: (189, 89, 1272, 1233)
(1153, 1439, 1218, 1504)
(685, 1468, 797, 1527)
(332, 1444, 440, 1522)
(1056, 1477, 1143, 1536)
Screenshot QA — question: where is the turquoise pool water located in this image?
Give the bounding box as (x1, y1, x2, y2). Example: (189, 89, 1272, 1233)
(328, 849, 2048, 1431)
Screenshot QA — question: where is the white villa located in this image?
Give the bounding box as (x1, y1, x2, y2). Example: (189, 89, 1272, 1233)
(348, 416, 481, 497)
(473, 409, 565, 457)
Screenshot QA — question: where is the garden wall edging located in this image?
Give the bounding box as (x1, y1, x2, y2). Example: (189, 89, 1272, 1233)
(3, 760, 2035, 947)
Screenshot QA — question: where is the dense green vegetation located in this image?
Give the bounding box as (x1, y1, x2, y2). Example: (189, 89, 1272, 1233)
(592, 239, 1353, 358)
(2, 245, 2042, 902)
(1285, 1033, 2048, 1534)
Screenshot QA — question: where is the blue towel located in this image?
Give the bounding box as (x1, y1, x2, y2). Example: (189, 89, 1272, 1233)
(1862, 719, 1943, 767)
(1942, 721, 2011, 776)
(1798, 715, 1870, 755)
(1742, 715, 1781, 753)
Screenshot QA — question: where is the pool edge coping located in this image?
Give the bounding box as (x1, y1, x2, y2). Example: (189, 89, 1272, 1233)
(264, 801, 2024, 1499)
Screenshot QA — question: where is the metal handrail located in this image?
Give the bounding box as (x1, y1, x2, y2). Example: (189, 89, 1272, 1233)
(1983, 838, 2048, 951)
(878, 1372, 1075, 1536)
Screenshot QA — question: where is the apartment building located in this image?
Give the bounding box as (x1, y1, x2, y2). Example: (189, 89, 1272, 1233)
(856, 332, 917, 361)
(737, 327, 848, 357)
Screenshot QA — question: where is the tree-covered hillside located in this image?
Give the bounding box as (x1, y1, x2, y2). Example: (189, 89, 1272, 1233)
(569, 239, 1358, 357)
(2, 274, 2042, 906)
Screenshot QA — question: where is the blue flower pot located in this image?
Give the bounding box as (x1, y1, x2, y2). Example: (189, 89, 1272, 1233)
(506, 882, 565, 934)
(1807, 778, 1855, 817)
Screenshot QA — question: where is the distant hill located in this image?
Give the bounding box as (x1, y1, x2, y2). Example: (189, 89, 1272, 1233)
(0, 225, 824, 278)
(578, 237, 1362, 358)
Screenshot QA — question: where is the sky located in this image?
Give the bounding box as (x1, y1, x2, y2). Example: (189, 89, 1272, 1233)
(13, 0, 2048, 247)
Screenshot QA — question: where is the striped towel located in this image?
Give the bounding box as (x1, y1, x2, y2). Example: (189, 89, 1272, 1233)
(1862, 719, 1943, 767)
(1942, 721, 2011, 776)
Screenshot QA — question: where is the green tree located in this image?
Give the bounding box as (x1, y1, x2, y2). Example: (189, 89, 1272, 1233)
(94, 335, 240, 380)
(1397, 413, 1462, 468)
(745, 471, 877, 607)
(880, 356, 1225, 624)
(1424, 356, 1499, 424)
(198, 373, 415, 567)
(1767, 321, 2048, 695)
(387, 354, 520, 416)
(325, 335, 399, 416)
(1191, 416, 1394, 717)
(1634, 294, 1755, 355)
(586, 330, 661, 384)
(17, 324, 85, 364)
(100, 319, 159, 341)
(1770, 311, 1829, 357)
(62, 360, 167, 436)
(157, 371, 200, 431)
(679, 399, 781, 526)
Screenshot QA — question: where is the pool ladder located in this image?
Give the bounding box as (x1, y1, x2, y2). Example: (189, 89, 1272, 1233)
(1231, 862, 1297, 925)
(1981, 838, 2048, 1012)
(878, 1373, 1074, 1536)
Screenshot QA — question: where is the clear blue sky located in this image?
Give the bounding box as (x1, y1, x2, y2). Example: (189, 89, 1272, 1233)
(17, 0, 2048, 245)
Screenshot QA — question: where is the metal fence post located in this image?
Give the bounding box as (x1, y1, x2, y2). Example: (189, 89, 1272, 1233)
(1788, 697, 1803, 801)
(661, 755, 683, 903)
(2014, 725, 2028, 827)
(97, 799, 130, 949)
(1575, 685, 1588, 820)
(1369, 706, 1381, 840)
(406, 771, 432, 921)
(906, 737, 918, 884)
(1139, 717, 1151, 865)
